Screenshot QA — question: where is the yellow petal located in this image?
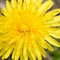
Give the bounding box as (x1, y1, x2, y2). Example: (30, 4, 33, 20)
(28, 51, 33, 60)
(0, 42, 6, 50)
(20, 54, 24, 60)
(1, 8, 9, 16)
(30, 35, 42, 60)
(17, 0, 23, 9)
(12, 35, 26, 60)
(38, 0, 54, 15)
(24, 0, 30, 8)
(50, 30, 60, 38)
(45, 35, 60, 47)
(44, 40, 54, 51)
(31, 33, 46, 58)
(44, 9, 60, 21)
(34, 32, 47, 49)
(6, 0, 12, 12)
(2, 45, 13, 59)
(23, 1, 27, 11)
(49, 22, 60, 26)
(0, 43, 11, 56)
(11, 0, 17, 8)
(47, 16, 60, 23)
(23, 38, 28, 60)
(32, 0, 42, 7)
(36, 0, 42, 7)
(35, 32, 54, 51)
(28, 46, 36, 60)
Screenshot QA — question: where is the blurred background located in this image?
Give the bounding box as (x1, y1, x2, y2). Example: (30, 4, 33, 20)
(0, 0, 60, 60)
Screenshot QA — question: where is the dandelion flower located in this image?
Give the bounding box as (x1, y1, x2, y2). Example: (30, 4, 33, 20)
(0, 0, 60, 60)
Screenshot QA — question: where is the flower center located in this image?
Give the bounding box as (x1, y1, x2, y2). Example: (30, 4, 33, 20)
(18, 23, 31, 33)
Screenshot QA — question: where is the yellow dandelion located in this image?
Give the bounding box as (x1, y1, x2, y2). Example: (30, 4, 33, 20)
(0, 0, 60, 60)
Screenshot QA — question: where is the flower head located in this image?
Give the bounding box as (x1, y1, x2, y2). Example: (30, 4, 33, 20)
(0, 0, 60, 60)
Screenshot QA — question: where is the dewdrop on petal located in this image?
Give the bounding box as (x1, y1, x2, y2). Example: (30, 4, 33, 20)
(0, 0, 60, 60)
